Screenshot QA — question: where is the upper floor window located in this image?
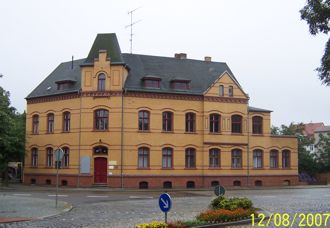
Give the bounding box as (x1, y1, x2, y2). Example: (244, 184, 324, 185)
(185, 112, 196, 133)
(94, 109, 109, 130)
(62, 147, 70, 168)
(47, 113, 54, 133)
(138, 147, 149, 168)
(209, 148, 220, 168)
(63, 112, 70, 132)
(162, 111, 173, 132)
(185, 148, 196, 168)
(31, 148, 38, 167)
(97, 73, 106, 91)
(253, 149, 263, 168)
(252, 116, 263, 134)
(171, 80, 190, 90)
(282, 150, 290, 168)
(46, 147, 53, 167)
(138, 110, 150, 131)
(231, 115, 242, 133)
(231, 149, 242, 168)
(162, 147, 173, 168)
(228, 86, 234, 97)
(270, 149, 279, 168)
(209, 114, 220, 133)
(219, 85, 224, 96)
(32, 114, 39, 134)
(142, 76, 161, 89)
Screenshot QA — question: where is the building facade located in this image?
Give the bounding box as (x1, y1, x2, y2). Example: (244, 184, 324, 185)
(24, 33, 299, 188)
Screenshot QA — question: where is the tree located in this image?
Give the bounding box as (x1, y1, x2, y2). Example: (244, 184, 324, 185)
(0, 83, 25, 186)
(300, 0, 330, 85)
(315, 132, 330, 171)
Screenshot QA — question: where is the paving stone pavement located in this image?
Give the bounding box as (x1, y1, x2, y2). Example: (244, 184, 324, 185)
(1, 188, 330, 228)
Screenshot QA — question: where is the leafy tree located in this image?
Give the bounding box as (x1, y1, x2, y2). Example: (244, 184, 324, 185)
(300, 0, 330, 85)
(0, 83, 25, 186)
(315, 132, 330, 171)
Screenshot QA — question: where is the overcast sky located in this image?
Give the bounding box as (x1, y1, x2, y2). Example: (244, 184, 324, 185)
(1, 0, 329, 127)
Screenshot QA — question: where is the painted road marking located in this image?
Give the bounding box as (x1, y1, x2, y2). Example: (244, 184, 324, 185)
(13, 194, 31, 196)
(129, 196, 153, 199)
(48, 194, 68, 197)
(87, 195, 109, 198)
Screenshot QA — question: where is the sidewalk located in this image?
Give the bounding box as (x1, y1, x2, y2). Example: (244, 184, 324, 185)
(0, 194, 72, 224)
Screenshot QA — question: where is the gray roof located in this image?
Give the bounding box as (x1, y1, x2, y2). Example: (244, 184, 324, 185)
(26, 59, 84, 99)
(315, 126, 330, 133)
(248, 106, 272, 113)
(122, 53, 237, 95)
(83, 33, 124, 65)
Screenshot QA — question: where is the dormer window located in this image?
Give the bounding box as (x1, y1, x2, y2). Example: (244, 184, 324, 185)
(142, 76, 161, 89)
(228, 86, 234, 97)
(55, 79, 76, 91)
(170, 79, 190, 90)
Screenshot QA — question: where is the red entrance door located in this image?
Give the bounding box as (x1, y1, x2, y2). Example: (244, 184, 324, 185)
(94, 157, 107, 184)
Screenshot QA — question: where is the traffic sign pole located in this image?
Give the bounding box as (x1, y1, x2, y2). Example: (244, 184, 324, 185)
(54, 148, 64, 208)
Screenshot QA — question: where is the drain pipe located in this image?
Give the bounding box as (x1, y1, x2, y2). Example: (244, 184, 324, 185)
(247, 104, 250, 187)
(120, 88, 126, 189)
(77, 89, 82, 187)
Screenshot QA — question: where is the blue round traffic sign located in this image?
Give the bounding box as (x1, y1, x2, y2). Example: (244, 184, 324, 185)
(159, 193, 172, 213)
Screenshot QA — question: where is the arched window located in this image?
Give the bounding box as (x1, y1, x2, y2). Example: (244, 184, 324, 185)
(233, 180, 241, 186)
(162, 111, 173, 131)
(282, 150, 291, 168)
(231, 115, 242, 133)
(46, 147, 53, 168)
(253, 149, 263, 168)
(209, 113, 220, 133)
(47, 113, 54, 133)
(138, 110, 150, 131)
(32, 114, 39, 134)
(97, 73, 106, 91)
(231, 149, 242, 168)
(209, 148, 220, 168)
(211, 181, 219, 187)
(228, 86, 234, 97)
(185, 148, 196, 168)
(138, 147, 149, 168)
(252, 116, 263, 134)
(31, 148, 38, 167)
(255, 180, 263, 186)
(163, 181, 172, 189)
(62, 147, 70, 168)
(185, 112, 196, 132)
(94, 109, 109, 130)
(186, 181, 195, 188)
(139, 181, 149, 189)
(63, 112, 71, 132)
(162, 147, 173, 168)
(219, 85, 224, 96)
(270, 150, 279, 168)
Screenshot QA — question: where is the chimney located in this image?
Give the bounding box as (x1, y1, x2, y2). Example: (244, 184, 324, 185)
(174, 53, 187, 59)
(204, 56, 212, 62)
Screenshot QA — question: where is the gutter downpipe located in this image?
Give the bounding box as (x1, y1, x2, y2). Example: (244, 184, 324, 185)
(77, 89, 82, 187)
(120, 89, 126, 189)
(247, 102, 250, 187)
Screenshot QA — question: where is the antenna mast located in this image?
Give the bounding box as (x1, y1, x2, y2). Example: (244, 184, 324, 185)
(125, 7, 141, 54)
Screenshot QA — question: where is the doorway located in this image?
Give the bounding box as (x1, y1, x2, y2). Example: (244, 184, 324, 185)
(94, 157, 107, 184)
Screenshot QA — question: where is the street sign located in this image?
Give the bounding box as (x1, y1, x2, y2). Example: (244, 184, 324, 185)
(54, 148, 64, 162)
(214, 185, 225, 196)
(159, 193, 172, 213)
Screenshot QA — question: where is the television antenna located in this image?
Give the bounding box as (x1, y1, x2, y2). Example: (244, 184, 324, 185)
(125, 7, 142, 54)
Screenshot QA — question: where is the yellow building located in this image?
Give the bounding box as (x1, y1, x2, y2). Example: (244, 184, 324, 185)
(24, 33, 298, 188)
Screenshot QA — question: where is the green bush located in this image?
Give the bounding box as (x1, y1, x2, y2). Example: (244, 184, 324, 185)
(210, 196, 253, 210)
(167, 220, 209, 228)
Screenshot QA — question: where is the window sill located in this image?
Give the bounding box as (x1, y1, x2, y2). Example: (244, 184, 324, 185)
(184, 132, 197, 134)
(137, 167, 151, 170)
(209, 132, 222, 135)
(252, 168, 264, 170)
(208, 167, 221, 170)
(92, 129, 109, 132)
(281, 167, 292, 170)
(31, 133, 39, 135)
(252, 133, 263, 136)
(138, 130, 151, 133)
(184, 167, 197, 170)
(162, 131, 174, 133)
(46, 132, 54, 134)
(231, 167, 243, 170)
(231, 133, 243, 135)
(161, 168, 174, 170)
(269, 167, 279, 169)
(62, 131, 71, 133)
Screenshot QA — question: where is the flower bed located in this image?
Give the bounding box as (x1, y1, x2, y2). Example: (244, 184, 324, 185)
(135, 196, 257, 228)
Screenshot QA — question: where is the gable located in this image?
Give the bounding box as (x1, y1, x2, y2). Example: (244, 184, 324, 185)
(204, 71, 248, 99)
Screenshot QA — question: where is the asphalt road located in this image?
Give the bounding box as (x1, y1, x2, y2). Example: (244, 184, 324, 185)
(1, 186, 330, 227)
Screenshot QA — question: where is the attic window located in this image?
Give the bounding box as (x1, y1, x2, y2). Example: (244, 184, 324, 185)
(170, 79, 190, 90)
(55, 79, 76, 91)
(142, 76, 161, 89)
